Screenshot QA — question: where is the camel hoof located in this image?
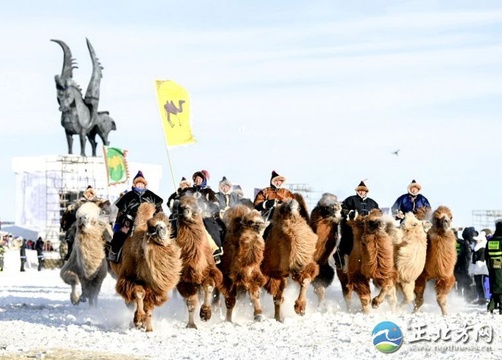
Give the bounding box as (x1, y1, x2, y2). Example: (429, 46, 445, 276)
(294, 301, 306, 316)
(254, 314, 264, 322)
(70, 295, 80, 306)
(186, 323, 198, 329)
(200, 305, 212, 321)
(371, 299, 380, 309)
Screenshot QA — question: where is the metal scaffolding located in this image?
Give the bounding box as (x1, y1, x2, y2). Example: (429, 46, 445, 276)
(471, 210, 502, 232)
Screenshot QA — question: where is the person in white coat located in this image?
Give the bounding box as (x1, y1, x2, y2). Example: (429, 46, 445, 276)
(469, 230, 489, 305)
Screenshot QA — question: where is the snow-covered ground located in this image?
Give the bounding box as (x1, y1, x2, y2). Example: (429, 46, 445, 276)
(1, 249, 501, 360)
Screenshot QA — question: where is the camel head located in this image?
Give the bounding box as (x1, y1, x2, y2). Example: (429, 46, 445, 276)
(315, 193, 342, 223)
(431, 206, 453, 232)
(177, 195, 201, 223)
(363, 208, 385, 233)
(241, 210, 267, 235)
(276, 198, 300, 218)
(145, 212, 172, 246)
(75, 202, 100, 231)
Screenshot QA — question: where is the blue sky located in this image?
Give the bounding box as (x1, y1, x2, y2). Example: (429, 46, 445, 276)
(1, 0, 502, 227)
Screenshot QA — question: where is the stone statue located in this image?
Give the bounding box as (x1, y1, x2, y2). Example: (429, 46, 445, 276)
(52, 38, 116, 157)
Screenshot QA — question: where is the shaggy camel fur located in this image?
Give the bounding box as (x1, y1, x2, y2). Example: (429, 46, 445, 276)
(338, 213, 366, 312)
(309, 193, 342, 308)
(60, 201, 111, 307)
(343, 210, 398, 314)
(414, 205, 457, 316)
(359, 209, 398, 312)
(220, 205, 267, 322)
(394, 212, 431, 310)
(108, 202, 181, 332)
(261, 196, 319, 321)
(176, 195, 223, 329)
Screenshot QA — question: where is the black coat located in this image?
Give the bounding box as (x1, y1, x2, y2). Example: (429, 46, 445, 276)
(114, 189, 163, 225)
(341, 194, 379, 216)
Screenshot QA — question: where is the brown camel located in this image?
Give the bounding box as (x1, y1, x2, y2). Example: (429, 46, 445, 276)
(308, 193, 342, 308)
(413, 205, 457, 315)
(175, 195, 223, 328)
(220, 205, 267, 322)
(261, 195, 319, 321)
(108, 203, 182, 332)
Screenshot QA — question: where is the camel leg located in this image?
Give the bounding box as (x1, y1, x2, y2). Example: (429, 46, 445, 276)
(337, 270, 353, 312)
(413, 273, 427, 313)
(200, 281, 214, 322)
(143, 302, 155, 332)
(399, 281, 416, 310)
(185, 294, 199, 329)
(133, 286, 146, 329)
(224, 286, 237, 323)
(386, 285, 397, 313)
(436, 275, 456, 316)
(294, 278, 312, 316)
(372, 282, 395, 310)
(271, 278, 287, 322)
(248, 284, 264, 322)
(60, 269, 81, 305)
(350, 273, 371, 314)
(313, 282, 326, 309)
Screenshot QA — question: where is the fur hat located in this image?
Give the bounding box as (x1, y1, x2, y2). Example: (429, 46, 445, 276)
(192, 171, 206, 182)
(407, 179, 422, 193)
(270, 170, 286, 187)
(219, 176, 233, 191)
(481, 228, 493, 237)
(355, 180, 369, 192)
(132, 170, 147, 187)
(82, 185, 96, 200)
(179, 177, 191, 189)
(201, 169, 210, 180)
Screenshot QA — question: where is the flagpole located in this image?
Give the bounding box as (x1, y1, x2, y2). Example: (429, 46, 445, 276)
(165, 146, 177, 190)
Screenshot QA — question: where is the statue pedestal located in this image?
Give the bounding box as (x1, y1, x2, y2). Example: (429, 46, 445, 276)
(11, 154, 162, 247)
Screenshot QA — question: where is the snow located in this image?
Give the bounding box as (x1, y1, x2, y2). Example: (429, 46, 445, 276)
(1, 250, 501, 360)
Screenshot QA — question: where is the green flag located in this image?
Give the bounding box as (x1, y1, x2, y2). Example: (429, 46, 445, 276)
(103, 146, 129, 185)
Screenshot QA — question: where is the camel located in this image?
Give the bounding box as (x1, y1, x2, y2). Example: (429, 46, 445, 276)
(175, 195, 223, 329)
(219, 205, 267, 322)
(261, 195, 319, 321)
(360, 209, 398, 312)
(60, 201, 111, 306)
(413, 205, 457, 316)
(164, 99, 185, 127)
(394, 212, 430, 310)
(308, 193, 342, 308)
(108, 202, 182, 332)
(342, 210, 398, 314)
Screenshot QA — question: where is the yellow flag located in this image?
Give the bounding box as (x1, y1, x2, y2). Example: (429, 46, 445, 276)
(155, 80, 196, 147)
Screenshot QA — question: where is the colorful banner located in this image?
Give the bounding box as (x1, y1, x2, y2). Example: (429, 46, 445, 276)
(102, 146, 129, 185)
(155, 80, 196, 147)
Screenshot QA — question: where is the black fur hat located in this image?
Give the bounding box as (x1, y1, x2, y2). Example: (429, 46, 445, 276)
(355, 180, 369, 192)
(270, 170, 286, 187)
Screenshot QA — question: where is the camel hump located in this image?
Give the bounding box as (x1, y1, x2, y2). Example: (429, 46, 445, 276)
(134, 202, 157, 229)
(292, 192, 310, 222)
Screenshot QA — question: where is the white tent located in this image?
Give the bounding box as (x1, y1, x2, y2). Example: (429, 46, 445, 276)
(1, 225, 40, 241)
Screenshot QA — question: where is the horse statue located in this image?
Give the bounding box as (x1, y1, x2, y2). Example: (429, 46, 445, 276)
(52, 38, 116, 157)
